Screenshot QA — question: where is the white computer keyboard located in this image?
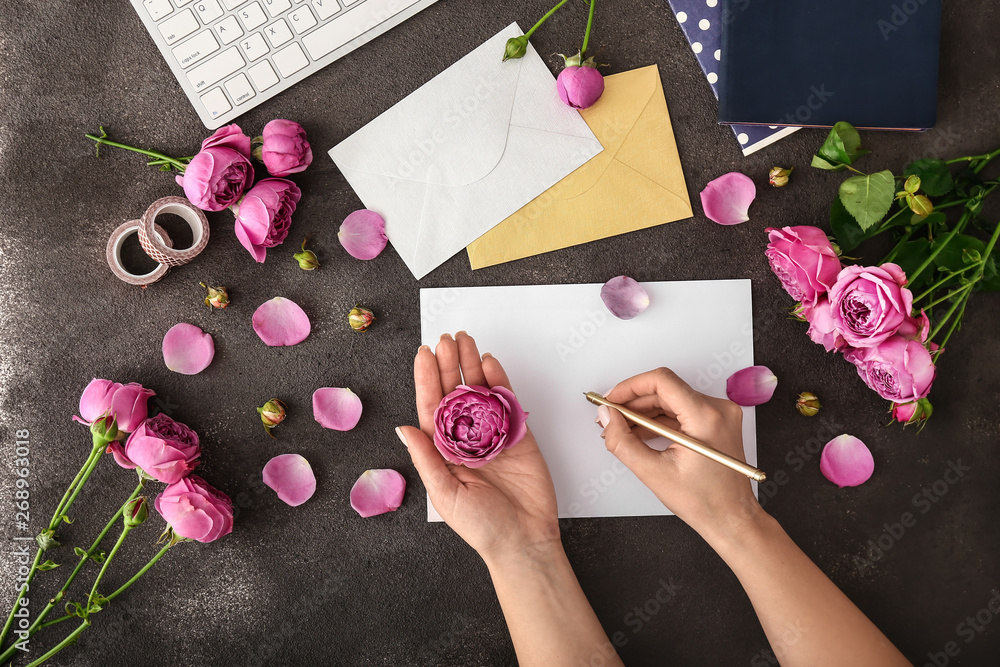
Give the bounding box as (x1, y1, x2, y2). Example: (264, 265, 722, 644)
(130, 0, 439, 129)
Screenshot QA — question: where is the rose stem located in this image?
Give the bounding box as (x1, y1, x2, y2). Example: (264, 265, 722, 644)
(23, 619, 90, 667)
(525, 0, 569, 39)
(85, 524, 133, 612)
(84, 133, 189, 172)
(581, 0, 596, 56)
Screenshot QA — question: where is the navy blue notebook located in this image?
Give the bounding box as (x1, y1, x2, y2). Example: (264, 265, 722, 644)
(718, 0, 942, 130)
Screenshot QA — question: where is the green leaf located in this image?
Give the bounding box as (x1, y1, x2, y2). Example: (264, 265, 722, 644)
(90, 551, 106, 564)
(910, 211, 947, 230)
(839, 170, 895, 230)
(908, 194, 934, 217)
(903, 158, 954, 197)
(904, 175, 921, 194)
(815, 122, 865, 167)
(38, 559, 61, 572)
(892, 239, 933, 291)
(982, 256, 1000, 291)
(811, 154, 847, 171)
(74, 546, 87, 558)
(62, 515, 74, 524)
(932, 234, 987, 272)
(830, 197, 870, 252)
(36, 529, 61, 552)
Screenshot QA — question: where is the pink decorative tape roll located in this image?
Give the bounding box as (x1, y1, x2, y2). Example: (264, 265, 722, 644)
(106, 220, 174, 287)
(138, 196, 210, 267)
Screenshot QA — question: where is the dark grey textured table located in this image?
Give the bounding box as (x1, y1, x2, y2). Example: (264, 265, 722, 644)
(1, 1, 998, 665)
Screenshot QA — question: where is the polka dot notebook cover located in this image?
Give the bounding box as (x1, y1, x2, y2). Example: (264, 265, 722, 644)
(667, 0, 799, 155)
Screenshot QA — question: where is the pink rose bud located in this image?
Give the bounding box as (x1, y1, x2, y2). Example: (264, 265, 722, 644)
(177, 126, 255, 211)
(348, 306, 376, 332)
(260, 119, 313, 177)
(123, 497, 149, 528)
(726, 366, 778, 406)
(765, 226, 842, 306)
(109, 413, 201, 484)
(433, 385, 529, 468)
(892, 398, 933, 426)
(200, 282, 229, 309)
(293, 236, 320, 270)
(233, 178, 302, 263)
(257, 398, 287, 438)
(154, 476, 233, 543)
(556, 64, 605, 110)
(795, 392, 821, 417)
(768, 167, 793, 187)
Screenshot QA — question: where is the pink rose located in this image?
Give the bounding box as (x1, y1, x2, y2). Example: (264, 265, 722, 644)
(154, 476, 233, 543)
(177, 125, 255, 212)
(233, 178, 302, 262)
(108, 413, 200, 484)
(828, 263, 914, 348)
(261, 119, 312, 177)
(844, 336, 936, 403)
(73, 379, 155, 433)
(765, 226, 842, 306)
(801, 298, 846, 353)
(433, 384, 529, 468)
(556, 66, 605, 109)
(201, 123, 252, 156)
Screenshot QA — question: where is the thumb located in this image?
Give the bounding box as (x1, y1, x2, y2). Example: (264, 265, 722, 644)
(602, 409, 666, 483)
(397, 426, 460, 509)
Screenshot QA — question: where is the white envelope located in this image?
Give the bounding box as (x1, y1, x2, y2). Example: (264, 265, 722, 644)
(328, 23, 603, 279)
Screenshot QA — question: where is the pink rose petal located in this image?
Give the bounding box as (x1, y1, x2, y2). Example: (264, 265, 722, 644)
(820, 434, 875, 488)
(600, 276, 650, 320)
(262, 454, 316, 507)
(252, 297, 311, 346)
(338, 209, 388, 260)
(700, 172, 756, 225)
(312, 387, 362, 431)
(162, 323, 215, 375)
(726, 366, 777, 406)
(350, 469, 406, 518)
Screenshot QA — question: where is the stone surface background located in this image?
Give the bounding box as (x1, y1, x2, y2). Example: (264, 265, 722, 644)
(1, 1, 998, 664)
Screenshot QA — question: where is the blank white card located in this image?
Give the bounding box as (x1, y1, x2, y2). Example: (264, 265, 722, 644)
(420, 280, 757, 521)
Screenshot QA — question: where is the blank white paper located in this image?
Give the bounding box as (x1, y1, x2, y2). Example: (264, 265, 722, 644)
(420, 280, 757, 521)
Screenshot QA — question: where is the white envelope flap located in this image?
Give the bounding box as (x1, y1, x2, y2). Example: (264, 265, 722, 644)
(330, 23, 529, 187)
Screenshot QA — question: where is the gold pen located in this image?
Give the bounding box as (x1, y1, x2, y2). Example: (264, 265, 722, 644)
(585, 392, 766, 483)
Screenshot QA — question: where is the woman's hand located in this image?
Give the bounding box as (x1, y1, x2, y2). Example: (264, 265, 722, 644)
(398, 332, 559, 568)
(600, 367, 762, 541)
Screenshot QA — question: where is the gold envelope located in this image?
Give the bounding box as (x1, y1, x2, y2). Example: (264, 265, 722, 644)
(466, 64, 692, 269)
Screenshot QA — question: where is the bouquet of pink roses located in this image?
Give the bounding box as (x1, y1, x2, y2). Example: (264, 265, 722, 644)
(765, 122, 1000, 426)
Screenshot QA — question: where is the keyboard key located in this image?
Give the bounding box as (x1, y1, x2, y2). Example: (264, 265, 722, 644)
(304, 0, 421, 60)
(312, 0, 339, 20)
(248, 60, 280, 90)
(343, 0, 362, 4)
(176, 0, 194, 6)
(263, 0, 292, 17)
(272, 43, 309, 77)
(222, 0, 248, 8)
(187, 47, 245, 92)
(172, 29, 220, 68)
(263, 19, 293, 47)
(237, 2, 267, 30)
(194, 0, 224, 23)
(225, 73, 256, 105)
(238, 33, 269, 61)
(158, 9, 198, 45)
(200, 87, 232, 119)
(213, 15, 244, 44)
(143, 0, 173, 21)
(289, 6, 317, 33)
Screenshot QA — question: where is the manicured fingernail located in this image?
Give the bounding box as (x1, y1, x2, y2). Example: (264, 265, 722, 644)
(456, 330, 468, 337)
(597, 405, 611, 428)
(440, 333, 453, 341)
(600, 431, 606, 440)
(395, 427, 408, 448)
(481, 352, 494, 359)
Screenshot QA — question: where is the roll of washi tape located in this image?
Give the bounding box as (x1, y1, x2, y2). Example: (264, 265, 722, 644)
(106, 220, 175, 287)
(137, 196, 210, 267)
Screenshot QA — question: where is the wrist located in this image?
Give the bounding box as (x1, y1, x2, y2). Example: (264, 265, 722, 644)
(482, 537, 567, 581)
(695, 496, 777, 562)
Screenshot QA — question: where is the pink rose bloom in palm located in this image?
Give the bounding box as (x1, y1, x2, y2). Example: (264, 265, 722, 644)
(765, 226, 842, 306)
(433, 385, 529, 468)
